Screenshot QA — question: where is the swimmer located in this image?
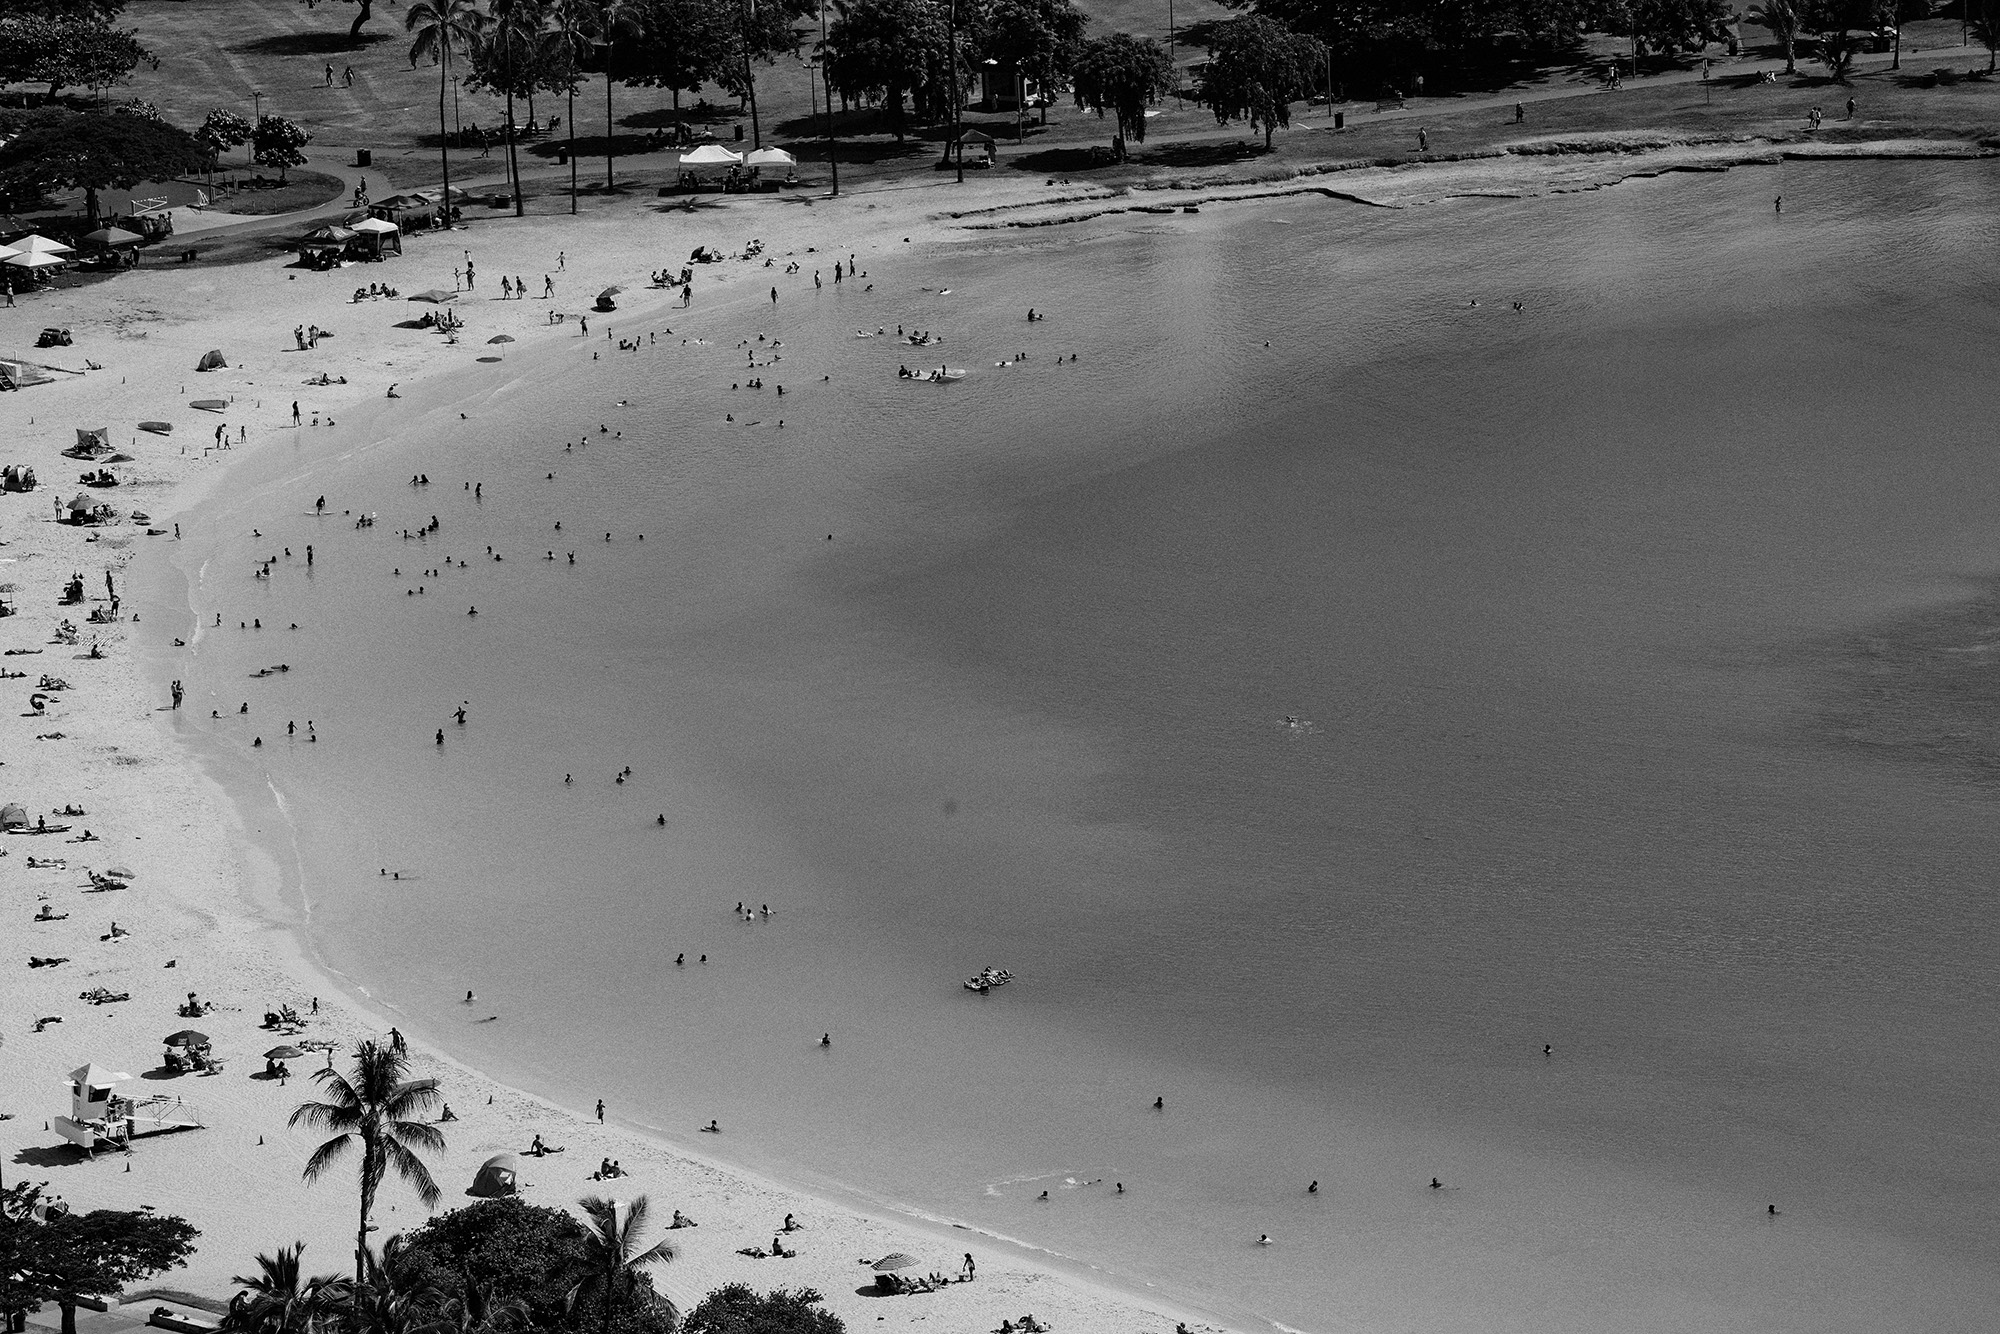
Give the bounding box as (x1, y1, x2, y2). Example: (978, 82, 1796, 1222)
(1308, 1181, 1318, 1194)
(1430, 1178, 1442, 1189)
(701, 1119, 720, 1133)
(1257, 1234, 1272, 1246)
(819, 1033, 830, 1047)
(1153, 1096, 1163, 1110)
(1038, 1191, 1049, 1202)
(657, 814, 665, 825)
(465, 990, 475, 1002)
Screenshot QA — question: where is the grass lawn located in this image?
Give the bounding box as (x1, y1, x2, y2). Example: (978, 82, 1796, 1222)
(84, 0, 2000, 211)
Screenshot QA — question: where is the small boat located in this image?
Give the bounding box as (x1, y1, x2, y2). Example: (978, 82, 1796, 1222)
(964, 966, 1013, 993)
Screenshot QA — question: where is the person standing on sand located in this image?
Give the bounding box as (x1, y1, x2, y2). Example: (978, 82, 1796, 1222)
(1418, 127, 1428, 152)
(292, 401, 301, 426)
(544, 275, 554, 298)
(557, 250, 566, 270)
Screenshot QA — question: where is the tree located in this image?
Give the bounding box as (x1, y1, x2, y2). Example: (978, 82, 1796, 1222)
(299, 0, 385, 42)
(1611, 0, 1734, 55)
(0, 1186, 198, 1334)
(1195, 14, 1325, 148)
(0, 15, 155, 104)
(563, 1197, 676, 1334)
(605, 0, 733, 154)
(583, 0, 642, 190)
(224, 1243, 349, 1334)
(0, 108, 206, 225)
(975, 0, 1086, 130)
(1801, 0, 1889, 78)
(1071, 32, 1173, 156)
(1972, 0, 1999, 71)
(1745, 0, 1801, 72)
(716, 0, 809, 150)
(466, 0, 549, 215)
(545, 0, 593, 210)
(680, 1285, 844, 1334)
(824, 0, 953, 141)
(289, 1040, 446, 1307)
(406, 0, 484, 220)
(253, 113, 311, 181)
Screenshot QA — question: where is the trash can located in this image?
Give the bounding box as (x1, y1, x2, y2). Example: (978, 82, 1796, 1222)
(1334, 112, 1344, 130)
(734, 124, 744, 141)
(356, 148, 372, 167)
(557, 148, 568, 165)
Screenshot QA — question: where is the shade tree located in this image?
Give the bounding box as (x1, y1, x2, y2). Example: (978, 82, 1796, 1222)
(1071, 31, 1174, 156)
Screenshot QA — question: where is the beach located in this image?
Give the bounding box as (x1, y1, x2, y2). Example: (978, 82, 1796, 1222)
(5, 144, 2000, 1334)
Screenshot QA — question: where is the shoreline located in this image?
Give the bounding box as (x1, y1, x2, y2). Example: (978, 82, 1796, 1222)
(0, 183, 1250, 1334)
(3, 136, 1993, 1334)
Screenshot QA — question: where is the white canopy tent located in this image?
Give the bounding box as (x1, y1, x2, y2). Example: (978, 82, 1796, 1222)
(680, 144, 743, 167)
(6, 251, 65, 269)
(744, 147, 796, 168)
(15, 234, 74, 255)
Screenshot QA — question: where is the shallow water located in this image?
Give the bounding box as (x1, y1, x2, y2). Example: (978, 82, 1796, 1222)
(157, 157, 2000, 1331)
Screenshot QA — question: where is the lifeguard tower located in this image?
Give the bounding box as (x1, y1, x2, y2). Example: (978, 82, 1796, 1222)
(52, 1063, 204, 1155)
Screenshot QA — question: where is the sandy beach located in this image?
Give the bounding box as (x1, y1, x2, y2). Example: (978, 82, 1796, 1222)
(0, 168, 1244, 1334)
(6, 136, 2000, 1334)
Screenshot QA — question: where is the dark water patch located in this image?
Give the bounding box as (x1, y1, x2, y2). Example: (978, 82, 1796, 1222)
(1810, 578, 2000, 786)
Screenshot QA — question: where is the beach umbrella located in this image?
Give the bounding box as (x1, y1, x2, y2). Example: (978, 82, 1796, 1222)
(15, 234, 73, 255)
(872, 1254, 920, 1272)
(162, 1030, 209, 1048)
(597, 286, 624, 301)
(6, 251, 64, 269)
(486, 334, 514, 344)
(83, 227, 144, 248)
(263, 1044, 306, 1060)
(103, 865, 136, 880)
(67, 492, 93, 511)
(409, 289, 458, 303)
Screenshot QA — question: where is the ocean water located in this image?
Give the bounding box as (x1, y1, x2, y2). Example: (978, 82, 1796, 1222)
(149, 157, 2000, 1332)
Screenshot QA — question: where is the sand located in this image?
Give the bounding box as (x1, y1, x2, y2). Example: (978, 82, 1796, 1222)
(0, 138, 1984, 1333)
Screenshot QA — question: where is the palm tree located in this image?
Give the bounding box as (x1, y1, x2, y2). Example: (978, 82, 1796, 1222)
(1974, 0, 2000, 72)
(407, 0, 487, 220)
(564, 1196, 677, 1334)
(1745, 0, 1801, 75)
(544, 0, 591, 212)
(226, 1244, 350, 1334)
(435, 1270, 528, 1334)
(586, 0, 641, 191)
(289, 1040, 447, 1308)
(485, 0, 543, 216)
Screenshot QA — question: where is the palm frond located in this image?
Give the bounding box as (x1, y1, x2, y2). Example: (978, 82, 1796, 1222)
(299, 1132, 356, 1183)
(381, 1135, 444, 1208)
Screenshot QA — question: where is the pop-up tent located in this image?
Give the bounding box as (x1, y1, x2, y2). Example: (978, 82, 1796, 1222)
(0, 802, 27, 828)
(195, 350, 227, 371)
(74, 427, 110, 453)
(680, 144, 743, 169)
(468, 1153, 520, 1198)
(83, 227, 144, 248)
(948, 128, 997, 167)
(15, 234, 74, 255)
(744, 147, 796, 168)
(350, 216, 401, 257)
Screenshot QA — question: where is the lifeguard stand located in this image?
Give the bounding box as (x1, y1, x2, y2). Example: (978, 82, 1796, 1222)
(53, 1062, 202, 1155)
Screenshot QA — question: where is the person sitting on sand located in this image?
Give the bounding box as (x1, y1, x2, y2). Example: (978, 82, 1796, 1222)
(531, 1134, 548, 1155)
(670, 1209, 696, 1228)
(782, 1213, 799, 1231)
(439, 1104, 457, 1121)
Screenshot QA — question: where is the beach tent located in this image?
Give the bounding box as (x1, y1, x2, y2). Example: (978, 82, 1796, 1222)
(680, 144, 743, 168)
(467, 1153, 520, 1198)
(0, 802, 26, 828)
(75, 427, 109, 452)
(5, 251, 64, 270)
(82, 226, 143, 248)
(195, 349, 227, 371)
(948, 128, 997, 167)
(350, 216, 401, 257)
(744, 147, 796, 168)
